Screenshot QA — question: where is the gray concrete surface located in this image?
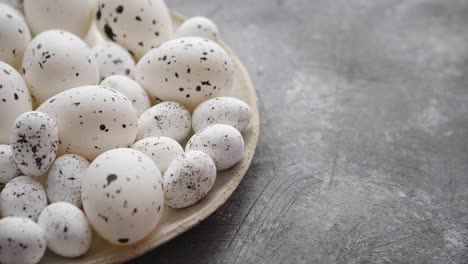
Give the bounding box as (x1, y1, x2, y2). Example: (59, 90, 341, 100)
(133, 1, 468, 263)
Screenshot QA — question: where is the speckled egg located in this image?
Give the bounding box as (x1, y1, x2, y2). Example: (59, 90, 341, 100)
(0, 217, 46, 264)
(163, 151, 216, 208)
(24, 0, 94, 38)
(36, 85, 138, 160)
(93, 41, 136, 81)
(46, 154, 90, 208)
(131, 137, 183, 173)
(0, 3, 31, 68)
(11, 111, 58, 177)
(82, 148, 164, 245)
(174, 16, 219, 41)
(0, 62, 32, 144)
(137, 102, 191, 142)
(0, 145, 21, 190)
(21, 30, 99, 104)
(95, 0, 172, 59)
(136, 37, 234, 110)
(192, 97, 252, 132)
(37, 202, 92, 258)
(100, 75, 150, 116)
(0, 176, 47, 221)
(186, 124, 244, 170)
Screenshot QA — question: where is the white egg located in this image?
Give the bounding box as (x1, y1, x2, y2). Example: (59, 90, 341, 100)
(0, 217, 46, 264)
(192, 97, 252, 132)
(186, 124, 244, 170)
(0, 3, 31, 68)
(36, 85, 138, 160)
(0, 145, 21, 190)
(21, 30, 99, 104)
(137, 102, 191, 143)
(92, 42, 136, 81)
(174, 16, 219, 41)
(46, 154, 90, 208)
(0, 176, 47, 221)
(100, 75, 150, 116)
(131, 137, 183, 173)
(23, 0, 94, 38)
(37, 202, 92, 258)
(85, 22, 107, 47)
(95, 0, 172, 59)
(82, 148, 164, 245)
(163, 151, 216, 208)
(136, 37, 234, 110)
(0, 62, 32, 144)
(11, 111, 58, 177)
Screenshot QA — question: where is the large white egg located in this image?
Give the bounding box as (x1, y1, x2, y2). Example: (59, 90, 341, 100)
(24, 0, 94, 38)
(82, 148, 164, 245)
(0, 145, 21, 189)
(11, 111, 58, 177)
(92, 41, 136, 81)
(21, 30, 99, 104)
(0, 62, 32, 144)
(36, 85, 138, 160)
(135, 37, 234, 110)
(174, 16, 219, 41)
(0, 3, 31, 69)
(131, 137, 183, 173)
(95, 0, 172, 59)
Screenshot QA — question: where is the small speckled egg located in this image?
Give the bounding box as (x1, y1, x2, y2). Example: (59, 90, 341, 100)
(0, 145, 21, 190)
(93, 42, 136, 81)
(163, 151, 216, 208)
(174, 16, 219, 41)
(0, 217, 46, 264)
(46, 154, 90, 208)
(0, 62, 32, 144)
(137, 102, 191, 142)
(186, 124, 244, 170)
(37, 202, 92, 258)
(0, 176, 47, 221)
(136, 37, 234, 110)
(82, 148, 164, 245)
(192, 97, 252, 132)
(11, 111, 58, 177)
(21, 30, 99, 104)
(0, 3, 31, 68)
(24, 0, 94, 38)
(131, 137, 183, 173)
(95, 0, 172, 59)
(36, 85, 138, 160)
(100, 75, 150, 116)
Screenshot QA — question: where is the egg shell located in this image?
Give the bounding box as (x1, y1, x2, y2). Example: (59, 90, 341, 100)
(11, 111, 58, 177)
(93, 42, 136, 81)
(0, 145, 21, 190)
(163, 151, 216, 208)
(137, 102, 191, 142)
(174, 16, 219, 41)
(95, 0, 172, 59)
(46, 154, 90, 208)
(0, 3, 31, 69)
(23, 0, 94, 38)
(131, 137, 183, 173)
(100, 75, 150, 116)
(82, 148, 164, 245)
(0, 176, 48, 221)
(135, 37, 234, 110)
(186, 124, 244, 170)
(36, 85, 138, 160)
(21, 30, 99, 104)
(0, 217, 46, 264)
(192, 97, 252, 132)
(0, 62, 32, 144)
(37, 202, 92, 258)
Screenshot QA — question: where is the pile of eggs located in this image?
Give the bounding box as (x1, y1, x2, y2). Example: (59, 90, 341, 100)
(0, 0, 253, 263)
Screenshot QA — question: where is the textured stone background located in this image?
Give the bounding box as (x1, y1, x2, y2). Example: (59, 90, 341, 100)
(144, 0, 468, 263)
